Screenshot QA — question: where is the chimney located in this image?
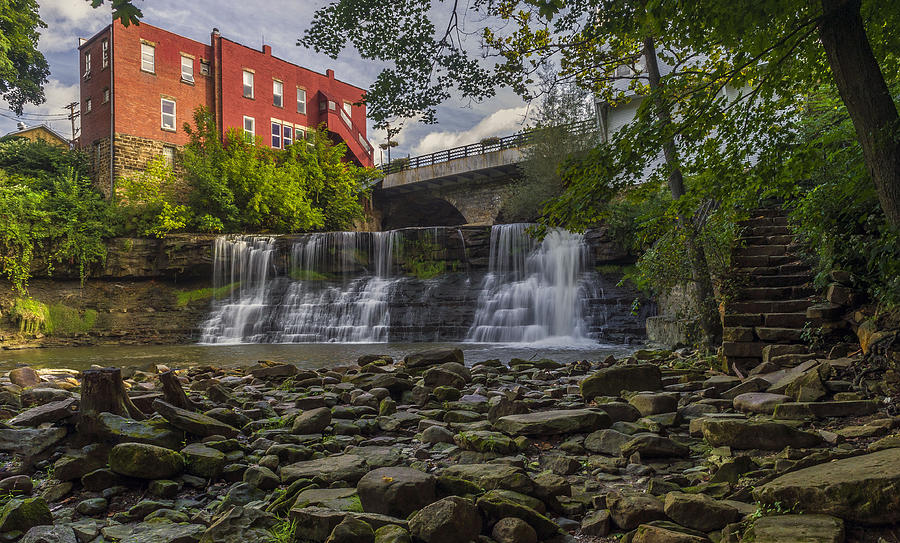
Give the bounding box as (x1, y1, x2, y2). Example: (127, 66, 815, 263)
(263, 44, 271, 55)
(326, 69, 334, 79)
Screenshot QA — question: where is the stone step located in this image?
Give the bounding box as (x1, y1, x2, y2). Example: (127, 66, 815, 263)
(753, 275, 811, 288)
(723, 313, 764, 327)
(735, 245, 789, 257)
(732, 254, 803, 268)
(755, 327, 804, 343)
(726, 299, 815, 314)
(723, 341, 767, 359)
(741, 225, 791, 236)
(738, 216, 789, 228)
(738, 235, 796, 246)
(735, 286, 814, 301)
(764, 312, 813, 329)
(747, 208, 789, 218)
(733, 264, 812, 277)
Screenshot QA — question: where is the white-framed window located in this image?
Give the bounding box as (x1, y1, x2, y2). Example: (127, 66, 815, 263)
(296, 88, 306, 115)
(273, 80, 283, 108)
(161, 98, 176, 131)
(271, 121, 281, 148)
(102, 88, 110, 103)
(84, 51, 91, 78)
(342, 100, 352, 118)
(283, 125, 293, 148)
(181, 56, 194, 83)
(243, 116, 255, 141)
(101, 39, 109, 68)
(242, 70, 254, 98)
(162, 146, 175, 167)
(200, 59, 210, 76)
(85, 98, 92, 113)
(141, 43, 155, 73)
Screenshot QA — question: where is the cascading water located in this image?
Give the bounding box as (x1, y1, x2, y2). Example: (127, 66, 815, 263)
(199, 236, 276, 344)
(466, 224, 596, 344)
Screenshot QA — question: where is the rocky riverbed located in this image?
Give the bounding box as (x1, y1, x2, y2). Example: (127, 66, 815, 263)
(0, 339, 897, 543)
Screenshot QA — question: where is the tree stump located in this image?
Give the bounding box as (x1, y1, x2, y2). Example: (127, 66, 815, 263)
(159, 370, 197, 411)
(77, 367, 145, 438)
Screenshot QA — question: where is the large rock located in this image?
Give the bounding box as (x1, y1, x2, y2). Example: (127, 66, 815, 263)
(628, 393, 678, 416)
(580, 364, 662, 401)
(20, 525, 78, 543)
(0, 427, 66, 457)
(441, 464, 533, 494)
(199, 505, 276, 543)
(744, 514, 845, 543)
(663, 492, 740, 531)
(357, 467, 436, 519)
(152, 400, 239, 438)
(493, 409, 610, 436)
(289, 507, 407, 543)
(108, 443, 184, 480)
(9, 367, 41, 388)
(606, 492, 666, 530)
(621, 435, 690, 459)
(701, 419, 823, 450)
(8, 398, 77, 427)
(455, 431, 517, 454)
(0, 497, 52, 534)
(476, 490, 560, 540)
(630, 524, 708, 543)
(181, 443, 226, 478)
(325, 517, 375, 543)
(95, 413, 185, 449)
(584, 429, 632, 455)
(732, 392, 792, 415)
(118, 520, 207, 543)
(403, 349, 464, 370)
(281, 454, 369, 485)
(491, 517, 537, 543)
(408, 497, 480, 543)
(754, 448, 900, 524)
(292, 407, 332, 435)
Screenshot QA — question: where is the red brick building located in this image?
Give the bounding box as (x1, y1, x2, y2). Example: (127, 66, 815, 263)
(78, 21, 374, 196)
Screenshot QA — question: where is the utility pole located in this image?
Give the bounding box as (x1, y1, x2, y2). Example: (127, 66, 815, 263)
(64, 102, 80, 144)
(379, 122, 400, 165)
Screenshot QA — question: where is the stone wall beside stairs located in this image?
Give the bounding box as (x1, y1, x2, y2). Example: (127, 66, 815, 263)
(723, 209, 819, 374)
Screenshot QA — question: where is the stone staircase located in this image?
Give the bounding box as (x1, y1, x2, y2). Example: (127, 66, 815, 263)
(723, 208, 818, 373)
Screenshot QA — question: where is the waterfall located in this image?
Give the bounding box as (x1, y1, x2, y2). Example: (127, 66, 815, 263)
(199, 236, 276, 344)
(466, 224, 596, 344)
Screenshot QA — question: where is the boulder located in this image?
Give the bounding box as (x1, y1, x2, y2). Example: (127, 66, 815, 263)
(581, 509, 610, 537)
(181, 443, 226, 478)
(281, 454, 369, 485)
(117, 520, 206, 543)
(20, 388, 72, 407)
(580, 365, 662, 401)
(492, 517, 537, 543)
(420, 426, 454, 445)
(621, 435, 690, 459)
(455, 431, 517, 454)
(628, 393, 678, 416)
(606, 492, 666, 530)
(199, 505, 277, 543)
(9, 367, 41, 388)
(476, 491, 560, 539)
(8, 398, 77, 427)
(357, 467, 436, 518)
(441, 464, 533, 494)
(663, 492, 740, 531)
(373, 525, 410, 543)
(95, 413, 184, 449)
(422, 368, 465, 389)
(248, 362, 298, 379)
(744, 514, 844, 543)
(243, 466, 279, 491)
(0, 427, 67, 457)
(408, 496, 480, 543)
(108, 443, 184, 480)
(0, 497, 52, 534)
(753, 448, 900, 524)
(152, 399, 239, 438)
(325, 517, 375, 543)
(630, 524, 708, 543)
(292, 407, 332, 435)
(293, 488, 360, 511)
(700, 419, 823, 450)
(584, 429, 632, 456)
(493, 409, 610, 436)
(403, 349, 464, 370)
(20, 525, 78, 543)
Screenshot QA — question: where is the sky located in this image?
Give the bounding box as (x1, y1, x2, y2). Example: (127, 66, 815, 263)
(1, 0, 535, 163)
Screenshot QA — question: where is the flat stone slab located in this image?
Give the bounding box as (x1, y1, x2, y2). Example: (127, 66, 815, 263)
(754, 448, 900, 524)
(0, 427, 67, 457)
(289, 506, 406, 543)
(745, 514, 844, 543)
(281, 454, 369, 485)
(733, 392, 792, 415)
(701, 419, 823, 450)
(493, 409, 610, 436)
(8, 398, 77, 427)
(152, 400, 238, 438)
(773, 400, 878, 420)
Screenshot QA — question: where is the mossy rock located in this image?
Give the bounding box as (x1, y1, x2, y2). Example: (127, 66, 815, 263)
(109, 443, 184, 480)
(455, 431, 517, 454)
(0, 497, 52, 533)
(475, 491, 560, 539)
(181, 443, 226, 479)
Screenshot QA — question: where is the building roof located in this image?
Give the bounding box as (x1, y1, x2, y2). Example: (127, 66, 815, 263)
(1, 124, 70, 146)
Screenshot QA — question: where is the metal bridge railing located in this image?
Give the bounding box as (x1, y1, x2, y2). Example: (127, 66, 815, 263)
(380, 119, 595, 175)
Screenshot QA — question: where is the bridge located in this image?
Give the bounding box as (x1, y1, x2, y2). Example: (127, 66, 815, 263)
(373, 120, 594, 229)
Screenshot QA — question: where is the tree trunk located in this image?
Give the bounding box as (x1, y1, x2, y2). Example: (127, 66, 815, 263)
(643, 37, 723, 349)
(159, 370, 197, 411)
(78, 367, 145, 437)
(819, 0, 900, 226)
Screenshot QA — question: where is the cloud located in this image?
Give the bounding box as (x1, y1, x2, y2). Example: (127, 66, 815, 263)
(1, 79, 79, 138)
(410, 106, 529, 156)
(39, 0, 111, 54)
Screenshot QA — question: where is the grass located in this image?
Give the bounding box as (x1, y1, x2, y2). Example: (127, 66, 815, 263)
(408, 258, 446, 280)
(175, 282, 239, 307)
(10, 298, 97, 336)
(10, 298, 49, 334)
(267, 517, 298, 543)
(289, 269, 333, 281)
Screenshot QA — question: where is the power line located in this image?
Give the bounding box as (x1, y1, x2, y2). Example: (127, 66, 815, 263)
(1, 108, 70, 119)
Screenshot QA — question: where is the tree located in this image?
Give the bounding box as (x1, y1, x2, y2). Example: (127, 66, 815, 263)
(0, 0, 50, 114)
(303, 0, 900, 227)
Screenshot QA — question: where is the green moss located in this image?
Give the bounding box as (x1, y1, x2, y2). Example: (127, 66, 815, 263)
(9, 298, 49, 335)
(408, 259, 446, 279)
(47, 304, 97, 335)
(289, 269, 333, 281)
(175, 282, 239, 307)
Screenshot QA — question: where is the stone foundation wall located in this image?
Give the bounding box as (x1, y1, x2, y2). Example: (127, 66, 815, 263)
(111, 133, 188, 197)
